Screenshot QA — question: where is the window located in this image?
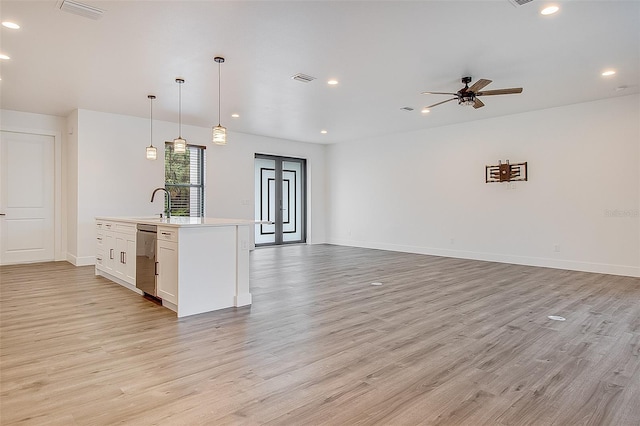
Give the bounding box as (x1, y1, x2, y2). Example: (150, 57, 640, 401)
(165, 143, 205, 217)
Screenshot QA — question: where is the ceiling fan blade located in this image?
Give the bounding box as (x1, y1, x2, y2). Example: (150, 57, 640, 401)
(473, 98, 485, 109)
(476, 88, 523, 96)
(468, 79, 492, 93)
(421, 91, 457, 95)
(425, 98, 457, 109)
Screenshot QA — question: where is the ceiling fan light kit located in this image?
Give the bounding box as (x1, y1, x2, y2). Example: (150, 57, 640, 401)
(422, 76, 523, 111)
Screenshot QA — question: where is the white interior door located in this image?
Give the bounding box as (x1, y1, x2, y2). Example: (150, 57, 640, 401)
(0, 131, 55, 264)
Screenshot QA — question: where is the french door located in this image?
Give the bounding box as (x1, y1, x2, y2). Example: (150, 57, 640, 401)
(254, 154, 306, 246)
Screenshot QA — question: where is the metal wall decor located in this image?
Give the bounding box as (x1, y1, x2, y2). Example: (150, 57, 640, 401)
(485, 160, 528, 183)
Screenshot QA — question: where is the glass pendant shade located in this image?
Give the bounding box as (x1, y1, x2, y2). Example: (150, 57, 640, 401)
(146, 145, 157, 160)
(146, 94, 157, 160)
(173, 137, 186, 153)
(173, 78, 187, 154)
(212, 125, 227, 145)
(213, 56, 227, 146)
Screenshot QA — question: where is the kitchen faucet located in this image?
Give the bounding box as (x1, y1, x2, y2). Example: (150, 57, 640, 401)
(150, 187, 171, 218)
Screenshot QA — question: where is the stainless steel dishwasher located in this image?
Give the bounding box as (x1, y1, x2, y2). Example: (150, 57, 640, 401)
(136, 224, 157, 296)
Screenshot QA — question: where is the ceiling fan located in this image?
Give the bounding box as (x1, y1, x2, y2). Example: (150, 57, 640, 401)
(422, 76, 523, 110)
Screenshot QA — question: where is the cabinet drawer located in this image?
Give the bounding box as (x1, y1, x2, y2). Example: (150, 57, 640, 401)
(158, 228, 178, 242)
(96, 232, 105, 247)
(95, 252, 105, 268)
(114, 222, 136, 235)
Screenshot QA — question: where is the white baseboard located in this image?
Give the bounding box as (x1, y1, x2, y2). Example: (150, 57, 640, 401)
(327, 238, 640, 278)
(235, 293, 252, 307)
(66, 253, 95, 266)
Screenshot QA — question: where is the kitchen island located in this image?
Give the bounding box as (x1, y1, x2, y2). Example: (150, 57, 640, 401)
(95, 216, 253, 317)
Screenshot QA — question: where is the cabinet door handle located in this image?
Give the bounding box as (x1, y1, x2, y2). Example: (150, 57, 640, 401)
(97, 237, 102, 241)
(121, 252, 126, 264)
(154, 261, 159, 276)
(110, 249, 114, 259)
(96, 257, 102, 261)
(161, 232, 171, 236)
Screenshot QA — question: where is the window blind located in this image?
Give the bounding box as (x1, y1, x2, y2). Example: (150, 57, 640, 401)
(165, 143, 205, 217)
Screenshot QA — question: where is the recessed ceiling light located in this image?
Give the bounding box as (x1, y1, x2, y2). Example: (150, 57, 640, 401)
(421, 108, 430, 114)
(327, 79, 338, 85)
(0, 54, 10, 60)
(601, 70, 616, 77)
(231, 113, 239, 118)
(320, 130, 328, 134)
(2, 21, 20, 29)
(541, 5, 559, 15)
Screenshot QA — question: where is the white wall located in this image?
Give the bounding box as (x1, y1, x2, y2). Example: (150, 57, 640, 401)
(205, 131, 327, 244)
(326, 94, 640, 277)
(66, 110, 78, 261)
(0, 109, 67, 262)
(70, 109, 326, 264)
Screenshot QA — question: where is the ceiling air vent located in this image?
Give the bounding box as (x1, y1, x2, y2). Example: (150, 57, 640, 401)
(400, 107, 414, 112)
(508, 0, 533, 6)
(59, 0, 104, 20)
(291, 73, 316, 83)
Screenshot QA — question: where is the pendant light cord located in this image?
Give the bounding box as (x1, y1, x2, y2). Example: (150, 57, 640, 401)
(218, 61, 221, 126)
(149, 96, 153, 147)
(178, 81, 182, 137)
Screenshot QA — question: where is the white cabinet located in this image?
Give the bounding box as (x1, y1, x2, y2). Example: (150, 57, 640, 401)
(95, 220, 136, 287)
(104, 232, 116, 274)
(157, 238, 178, 305)
(96, 216, 252, 317)
(114, 234, 136, 284)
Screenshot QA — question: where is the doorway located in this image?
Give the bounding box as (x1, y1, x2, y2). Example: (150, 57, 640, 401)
(0, 131, 55, 264)
(254, 154, 306, 246)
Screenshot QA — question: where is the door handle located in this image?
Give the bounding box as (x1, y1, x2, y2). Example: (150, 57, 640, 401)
(110, 249, 114, 259)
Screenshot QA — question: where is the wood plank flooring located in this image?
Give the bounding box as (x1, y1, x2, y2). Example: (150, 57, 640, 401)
(1, 244, 639, 425)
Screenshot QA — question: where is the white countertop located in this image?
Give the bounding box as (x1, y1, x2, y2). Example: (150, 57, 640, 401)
(96, 216, 261, 228)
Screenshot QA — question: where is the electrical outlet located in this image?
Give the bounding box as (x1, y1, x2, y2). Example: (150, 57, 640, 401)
(554, 244, 560, 252)
(241, 240, 248, 250)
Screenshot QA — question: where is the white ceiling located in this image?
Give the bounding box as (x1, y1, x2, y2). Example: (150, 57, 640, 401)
(0, 1, 638, 144)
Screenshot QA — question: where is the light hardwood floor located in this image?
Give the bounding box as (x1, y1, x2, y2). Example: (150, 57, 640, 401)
(1, 245, 639, 425)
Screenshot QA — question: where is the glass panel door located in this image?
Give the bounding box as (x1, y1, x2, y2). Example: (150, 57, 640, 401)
(282, 160, 303, 243)
(255, 157, 276, 245)
(254, 155, 306, 246)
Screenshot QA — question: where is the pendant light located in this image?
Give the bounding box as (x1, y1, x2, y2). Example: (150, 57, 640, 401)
(146, 95, 157, 160)
(173, 78, 187, 153)
(212, 56, 227, 145)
